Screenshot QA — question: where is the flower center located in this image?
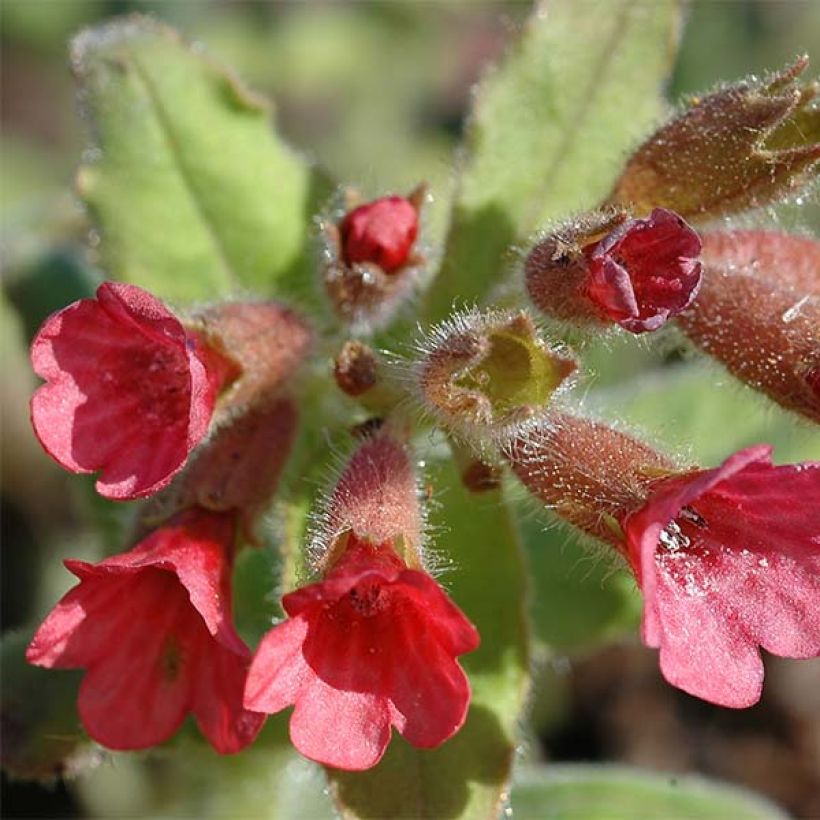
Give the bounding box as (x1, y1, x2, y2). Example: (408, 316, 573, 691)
(347, 582, 388, 617)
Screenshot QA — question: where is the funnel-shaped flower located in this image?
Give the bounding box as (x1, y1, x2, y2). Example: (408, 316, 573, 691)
(244, 434, 479, 770)
(624, 446, 820, 708)
(30, 282, 231, 500)
(26, 509, 265, 753)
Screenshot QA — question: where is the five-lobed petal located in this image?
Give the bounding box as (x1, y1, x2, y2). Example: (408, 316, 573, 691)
(26, 508, 265, 753)
(244, 536, 479, 770)
(30, 282, 224, 500)
(624, 445, 820, 708)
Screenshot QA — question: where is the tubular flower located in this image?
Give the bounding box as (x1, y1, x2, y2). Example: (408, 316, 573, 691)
(583, 209, 703, 333)
(30, 282, 232, 500)
(26, 509, 265, 754)
(244, 434, 479, 770)
(623, 446, 820, 708)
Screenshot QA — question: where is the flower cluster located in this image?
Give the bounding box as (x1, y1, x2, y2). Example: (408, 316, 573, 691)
(23, 32, 820, 793)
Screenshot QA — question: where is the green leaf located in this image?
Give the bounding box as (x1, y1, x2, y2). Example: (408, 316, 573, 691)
(516, 510, 641, 653)
(511, 764, 785, 819)
(424, 0, 682, 323)
(590, 363, 820, 464)
(331, 456, 529, 819)
(72, 16, 328, 304)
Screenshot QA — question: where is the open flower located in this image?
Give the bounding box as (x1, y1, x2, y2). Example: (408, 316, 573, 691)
(30, 282, 232, 500)
(244, 433, 479, 770)
(583, 208, 703, 333)
(26, 509, 265, 753)
(244, 533, 478, 770)
(624, 445, 820, 708)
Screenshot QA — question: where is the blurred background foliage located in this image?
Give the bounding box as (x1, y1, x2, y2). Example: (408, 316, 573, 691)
(2, 1, 819, 818)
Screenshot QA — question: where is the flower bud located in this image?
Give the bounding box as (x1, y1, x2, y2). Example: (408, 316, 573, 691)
(333, 340, 379, 397)
(313, 432, 423, 571)
(322, 186, 426, 330)
(416, 309, 576, 442)
(677, 235, 820, 423)
(193, 301, 312, 410)
(526, 208, 702, 333)
(608, 57, 820, 221)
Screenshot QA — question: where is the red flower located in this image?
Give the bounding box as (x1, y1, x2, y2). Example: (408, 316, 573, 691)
(624, 446, 820, 708)
(339, 196, 419, 273)
(244, 534, 479, 770)
(26, 509, 265, 753)
(584, 208, 702, 333)
(31, 282, 230, 500)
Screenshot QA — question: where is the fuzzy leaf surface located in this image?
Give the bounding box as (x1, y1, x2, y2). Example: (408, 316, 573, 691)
(331, 457, 529, 820)
(73, 16, 325, 303)
(511, 765, 784, 819)
(424, 0, 682, 322)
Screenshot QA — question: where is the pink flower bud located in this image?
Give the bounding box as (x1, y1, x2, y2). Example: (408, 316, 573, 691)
(526, 209, 702, 334)
(339, 196, 419, 274)
(30, 282, 231, 500)
(27, 509, 265, 753)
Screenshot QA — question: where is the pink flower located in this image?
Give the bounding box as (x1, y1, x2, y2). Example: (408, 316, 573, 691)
(26, 509, 265, 753)
(339, 196, 419, 273)
(244, 433, 478, 770)
(244, 534, 478, 770)
(584, 208, 702, 333)
(623, 446, 820, 708)
(31, 282, 231, 500)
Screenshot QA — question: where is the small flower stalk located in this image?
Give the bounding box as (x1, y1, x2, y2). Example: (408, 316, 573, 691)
(322, 186, 426, 330)
(508, 414, 820, 708)
(525, 208, 703, 333)
(415, 309, 576, 443)
(608, 57, 820, 221)
(26, 509, 265, 753)
(245, 433, 479, 770)
(678, 230, 820, 423)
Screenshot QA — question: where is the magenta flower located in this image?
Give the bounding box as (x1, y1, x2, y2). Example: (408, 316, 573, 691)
(244, 534, 478, 770)
(26, 508, 265, 753)
(624, 445, 820, 708)
(30, 282, 230, 500)
(584, 208, 703, 332)
(339, 195, 419, 274)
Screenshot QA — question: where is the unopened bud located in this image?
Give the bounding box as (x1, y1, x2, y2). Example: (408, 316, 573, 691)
(173, 397, 299, 542)
(312, 433, 423, 571)
(193, 301, 312, 410)
(678, 233, 820, 423)
(322, 186, 426, 330)
(417, 309, 576, 442)
(608, 57, 820, 221)
(333, 340, 379, 397)
(526, 208, 702, 333)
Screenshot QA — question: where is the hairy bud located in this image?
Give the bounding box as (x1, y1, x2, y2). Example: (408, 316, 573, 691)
(322, 186, 426, 330)
(608, 57, 820, 221)
(678, 231, 820, 423)
(526, 208, 702, 333)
